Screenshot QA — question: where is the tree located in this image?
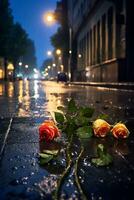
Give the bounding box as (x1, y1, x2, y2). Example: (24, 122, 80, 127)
(22, 38, 37, 76)
(0, 0, 37, 80)
(9, 22, 29, 78)
(0, 0, 14, 79)
(51, 27, 69, 54)
(41, 58, 53, 72)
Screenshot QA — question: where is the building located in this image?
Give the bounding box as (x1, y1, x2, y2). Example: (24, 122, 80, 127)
(0, 57, 5, 79)
(55, 0, 69, 75)
(67, 0, 134, 82)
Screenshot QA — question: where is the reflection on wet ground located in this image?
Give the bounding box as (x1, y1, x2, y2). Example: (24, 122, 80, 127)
(0, 80, 134, 200)
(0, 80, 134, 121)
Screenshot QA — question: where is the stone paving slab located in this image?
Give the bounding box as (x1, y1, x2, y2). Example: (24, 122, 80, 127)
(0, 117, 50, 200)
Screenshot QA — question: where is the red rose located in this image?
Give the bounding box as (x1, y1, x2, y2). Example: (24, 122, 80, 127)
(39, 120, 60, 142)
(93, 119, 111, 137)
(111, 123, 129, 139)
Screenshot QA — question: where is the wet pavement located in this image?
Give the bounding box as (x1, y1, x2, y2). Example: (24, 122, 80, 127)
(0, 80, 134, 200)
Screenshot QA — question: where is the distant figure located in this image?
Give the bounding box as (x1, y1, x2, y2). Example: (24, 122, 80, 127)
(57, 72, 67, 83)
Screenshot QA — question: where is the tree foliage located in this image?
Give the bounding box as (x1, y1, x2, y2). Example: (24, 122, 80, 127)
(0, 0, 37, 78)
(51, 27, 69, 55)
(41, 58, 53, 72)
(0, 0, 13, 57)
(9, 23, 29, 64)
(23, 38, 37, 69)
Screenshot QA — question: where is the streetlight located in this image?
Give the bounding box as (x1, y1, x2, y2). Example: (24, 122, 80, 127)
(47, 50, 52, 56)
(56, 49, 61, 55)
(52, 63, 56, 67)
(25, 64, 28, 69)
(68, 27, 72, 82)
(43, 11, 55, 26)
(19, 62, 22, 66)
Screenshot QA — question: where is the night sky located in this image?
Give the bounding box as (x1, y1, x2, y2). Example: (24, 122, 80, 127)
(9, 0, 59, 67)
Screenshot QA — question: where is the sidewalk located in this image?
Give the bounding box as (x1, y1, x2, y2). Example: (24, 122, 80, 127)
(70, 82, 134, 90)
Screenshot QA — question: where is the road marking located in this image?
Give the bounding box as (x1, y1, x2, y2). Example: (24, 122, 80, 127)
(0, 117, 13, 161)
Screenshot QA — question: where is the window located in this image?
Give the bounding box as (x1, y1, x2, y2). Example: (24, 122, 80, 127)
(108, 7, 113, 59)
(102, 14, 106, 61)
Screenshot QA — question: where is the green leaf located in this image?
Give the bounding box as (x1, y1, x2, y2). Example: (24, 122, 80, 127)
(64, 122, 77, 137)
(67, 99, 77, 113)
(43, 149, 58, 156)
(75, 116, 90, 127)
(76, 126, 93, 139)
(39, 153, 53, 164)
(91, 144, 113, 166)
(98, 114, 109, 120)
(54, 112, 65, 123)
(78, 107, 94, 118)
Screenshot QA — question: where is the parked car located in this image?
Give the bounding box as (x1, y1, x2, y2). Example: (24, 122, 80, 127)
(57, 72, 68, 83)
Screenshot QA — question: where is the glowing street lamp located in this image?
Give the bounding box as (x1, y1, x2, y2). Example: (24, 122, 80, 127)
(19, 62, 22, 66)
(56, 49, 61, 55)
(47, 51, 52, 56)
(43, 11, 55, 26)
(25, 64, 29, 68)
(52, 63, 56, 67)
(47, 65, 51, 69)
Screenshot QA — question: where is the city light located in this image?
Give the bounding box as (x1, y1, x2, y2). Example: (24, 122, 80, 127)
(52, 63, 56, 67)
(33, 68, 38, 73)
(7, 63, 14, 70)
(56, 49, 61, 55)
(47, 51, 52, 56)
(78, 54, 82, 58)
(19, 62, 22, 66)
(43, 11, 55, 25)
(25, 65, 28, 68)
(34, 74, 39, 79)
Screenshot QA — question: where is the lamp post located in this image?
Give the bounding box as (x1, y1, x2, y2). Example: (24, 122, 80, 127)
(68, 27, 72, 82)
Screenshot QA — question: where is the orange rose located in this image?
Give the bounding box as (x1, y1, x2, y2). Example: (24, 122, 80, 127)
(93, 119, 111, 137)
(111, 123, 129, 139)
(39, 120, 60, 142)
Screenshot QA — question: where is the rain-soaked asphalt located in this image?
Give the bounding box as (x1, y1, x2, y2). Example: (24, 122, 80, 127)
(0, 80, 134, 200)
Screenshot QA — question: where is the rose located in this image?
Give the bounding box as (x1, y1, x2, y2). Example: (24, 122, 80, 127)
(93, 119, 111, 137)
(111, 123, 129, 139)
(39, 120, 60, 142)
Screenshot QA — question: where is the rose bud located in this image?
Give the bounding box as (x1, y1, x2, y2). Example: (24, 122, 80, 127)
(93, 119, 111, 137)
(111, 123, 129, 139)
(39, 120, 60, 142)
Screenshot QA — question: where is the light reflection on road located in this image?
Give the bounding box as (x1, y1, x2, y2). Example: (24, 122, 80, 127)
(0, 80, 134, 122)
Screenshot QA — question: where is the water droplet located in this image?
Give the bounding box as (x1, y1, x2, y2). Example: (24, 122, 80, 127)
(10, 179, 20, 185)
(127, 177, 131, 182)
(12, 166, 18, 171)
(66, 183, 70, 187)
(99, 179, 104, 183)
(81, 179, 84, 183)
(118, 178, 122, 182)
(33, 183, 38, 186)
(31, 162, 36, 166)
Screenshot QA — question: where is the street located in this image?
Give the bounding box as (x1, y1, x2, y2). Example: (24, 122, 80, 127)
(0, 80, 134, 200)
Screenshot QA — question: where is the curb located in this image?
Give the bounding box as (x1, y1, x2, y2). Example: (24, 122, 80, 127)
(69, 82, 134, 90)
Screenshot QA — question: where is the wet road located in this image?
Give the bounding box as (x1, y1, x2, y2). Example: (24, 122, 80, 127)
(0, 80, 134, 200)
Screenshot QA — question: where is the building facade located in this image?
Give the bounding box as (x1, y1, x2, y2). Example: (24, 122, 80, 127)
(68, 0, 133, 82)
(0, 57, 5, 79)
